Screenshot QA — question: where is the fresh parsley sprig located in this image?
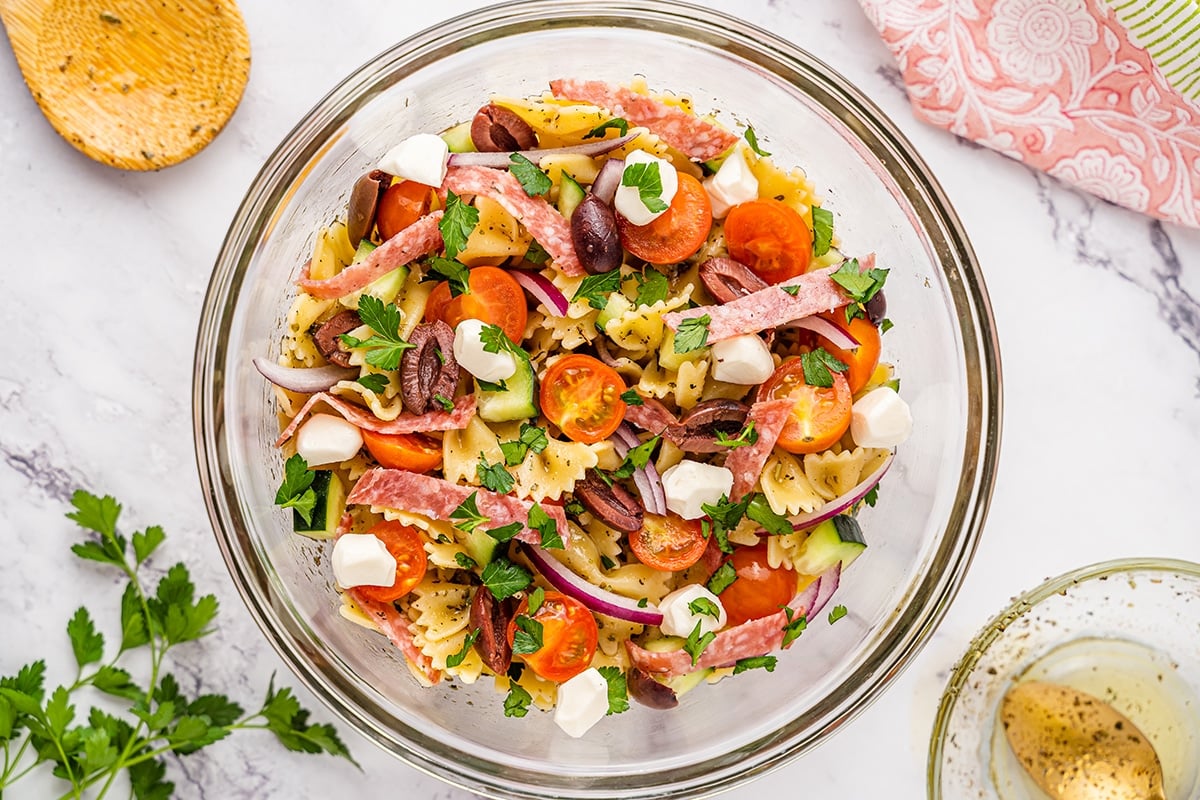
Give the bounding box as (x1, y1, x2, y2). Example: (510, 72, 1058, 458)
(477, 452, 515, 494)
(509, 153, 552, 198)
(583, 118, 629, 139)
(450, 492, 489, 533)
(572, 270, 622, 311)
(621, 162, 668, 213)
(500, 423, 549, 467)
(440, 190, 480, 260)
(596, 666, 630, 715)
(0, 492, 353, 799)
(683, 621, 716, 666)
(811, 206, 834, 257)
(527, 503, 563, 550)
(672, 315, 711, 353)
(744, 126, 771, 157)
(609, 436, 660, 481)
(274, 454, 317, 524)
(634, 269, 669, 308)
(715, 421, 757, 449)
(830, 258, 889, 322)
(800, 347, 848, 389)
(338, 295, 415, 371)
(426, 256, 472, 297)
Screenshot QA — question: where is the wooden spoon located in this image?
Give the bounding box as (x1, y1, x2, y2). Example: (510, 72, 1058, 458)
(1001, 681, 1167, 800)
(1, 0, 250, 170)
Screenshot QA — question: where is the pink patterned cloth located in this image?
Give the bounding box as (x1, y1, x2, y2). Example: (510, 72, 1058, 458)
(860, 0, 1200, 227)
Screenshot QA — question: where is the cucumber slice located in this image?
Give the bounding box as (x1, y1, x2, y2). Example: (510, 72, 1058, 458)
(791, 516, 866, 576)
(340, 265, 409, 309)
(463, 527, 498, 567)
(293, 470, 345, 539)
(557, 173, 586, 220)
(475, 356, 537, 422)
(596, 291, 632, 332)
(658, 327, 708, 371)
(352, 239, 377, 263)
(441, 121, 476, 154)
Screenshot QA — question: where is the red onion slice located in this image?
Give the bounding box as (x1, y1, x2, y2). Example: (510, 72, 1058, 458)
(757, 453, 893, 535)
(786, 316, 860, 349)
(523, 543, 664, 625)
(808, 563, 841, 619)
(591, 157, 624, 205)
(253, 357, 358, 393)
(610, 424, 667, 516)
(446, 133, 637, 169)
(794, 575, 821, 619)
(511, 270, 569, 316)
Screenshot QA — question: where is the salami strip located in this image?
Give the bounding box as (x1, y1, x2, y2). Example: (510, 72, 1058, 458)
(726, 399, 794, 501)
(349, 589, 442, 685)
(297, 212, 444, 300)
(622, 397, 678, 434)
(275, 392, 475, 447)
(346, 468, 570, 547)
(662, 266, 850, 343)
(443, 165, 583, 276)
(549, 79, 738, 162)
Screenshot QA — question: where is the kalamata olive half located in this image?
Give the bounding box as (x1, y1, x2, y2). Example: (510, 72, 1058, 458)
(571, 194, 622, 274)
(865, 290, 887, 326)
(573, 469, 644, 533)
(400, 321, 458, 415)
(666, 399, 750, 453)
(698, 257, 768, 303)
(313, 310, 362, 368)
(626, 667, 679, 709)
(470, 104, 538, 153)
(346, 170, 390, 247)
(470, 585, 518, 674)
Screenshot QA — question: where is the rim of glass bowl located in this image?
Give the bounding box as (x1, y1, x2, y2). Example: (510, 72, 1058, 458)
(193, 1, 1002, 797)
(926, 557, 1200, 799)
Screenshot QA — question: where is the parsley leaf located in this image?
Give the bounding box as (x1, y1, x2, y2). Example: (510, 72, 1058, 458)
(524, 239, 550, 265)
(477, 378, 508, 392)
(635, 269, 669, 308)
(715, 421, 757, 448)
(67, 607, 104, 667)
(480, 557, 532, 600)
(746, 493, 792, 536)
(274, 454, 317, 525)
(527, 587, 545, 615)
(829, 258, 889, 321)
(596, 666, 630, 715)
(509, 153, 552, 197)
(744, 126, 771, 157)
(800, 347, 848, 388)
(511, 615, 544, 655)
(688, 597, 720, 619)
(356, 374, 388, 393)
(440, 191, 479, 259)
(500, 423, 549, 466)
(446, 630, 479, 668)
(672, 314, 711, 353)
(504, 683, 532, 717)
(707, 562, 738, 595)
(862, 485, 879, 508)
(426, 256, 472, 297)
(880, 318, 894, 334)
(609, 435, 660, 481)
(620, 389, 644, 406)
(781, 284, 801, 297)
(450, 492, 490, 533)
(528, 502, 563, 550)
(600, 553, 617, 570)
(781, 608, 807, 647)
(485, 522, 523, 543)
(478, 323, 528, 362)
(683, 621, 716, 665)
(621, 161, 668, 214)
(477, 453, 515, 494)
(700, 495, 749, 555)
(733, 655, 777, 674)
(454, 552, 478, 569)
(828, 605, 848, 624)
(584, 118, 630, 139)
(572, 269, 622, 310)
(811, 206, 834, 257)
(338, 295, 415, 370)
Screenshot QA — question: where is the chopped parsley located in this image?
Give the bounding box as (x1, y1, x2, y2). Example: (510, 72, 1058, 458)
(609, 435, 660, 481)
(477, 378, 508, 393)
(811, 206, 834, 257)
(672, 315, 711, 353)
(828, 605, 848, 624)
(744, 125, 771, 157)
(565, 500, 587, 517)
(503, 682, 533, 717)
(688, 597, 721, 619)
(446, 630, 479, 668)
(781, 284, 802, 297)
(478, 323, 530, 363)
(683, 621, 716, 665)
(480, 557, 531, 600)
(484, 522, 522, 543)
(337, 295, 415, 371)
(439, 190, 479, 260)
(634, 268, 669, 308)
(511, 615, 544, 655)
(528, 502, 563, 550)
(781, 607, 807, 647)
(527, 586, 545, 615)
(450, 492, 489, 533)
(880, 318, 894, 334)
(829, 258, 889, 322)
(621, 161, 668, 214)
(500, 423, 549, 466)
(509, 152, 552, 197)
(636, 597, 649, 608)
(597, 666, 630, 715)
(620, 389, 644, 406)
(707, 562, 738, 595)
(862, 484, 879, 508)
(477, 453, 516, 494)
(454, 552, 478, 569)
(584, 118, 630, 139)
(572, 269, 622, 310)
(746, 493, 792, 535)
(733, 655, 777, 674)
(426, 256, 472, 297)
(800, 347, 848, 388)
(356, 373, 388, 393)
(274, 454, 317, 524)
(600, 554, 617, 570)
(715, 421, 758, 448)
(524, 239, 550, 265)
(433, 393, 454, 412)
(700, 495, 749, 554)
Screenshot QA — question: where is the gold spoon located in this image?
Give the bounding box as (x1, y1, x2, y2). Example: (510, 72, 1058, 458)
(1, 0, 250, 170)
(1001, 681, 1166, 800)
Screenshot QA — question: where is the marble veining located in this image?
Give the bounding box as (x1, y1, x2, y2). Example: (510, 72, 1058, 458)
(2, 0, 1198, 798)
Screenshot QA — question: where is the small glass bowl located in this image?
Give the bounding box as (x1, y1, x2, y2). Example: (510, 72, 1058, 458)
(929, 558, 1200, 800)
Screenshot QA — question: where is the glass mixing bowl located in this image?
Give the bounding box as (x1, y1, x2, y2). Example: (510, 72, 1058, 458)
(192, 1, 1001, 796)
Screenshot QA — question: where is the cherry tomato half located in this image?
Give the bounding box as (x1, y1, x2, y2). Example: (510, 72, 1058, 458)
(539, 354, 626, 444)
(508, 591, 598, 682)
(352, 521, 427, 604)
(629, 513, 707, 572)
(724, 199, 812, 284)
(816, 313, 881, 395)
(760, 357, 852, 454)
(617, 172, 713, 265)
(361, 429, 442, 473)
(717, 543, 796, 627)
(377, 180, 433, 241)
(424, 266, 528, 343)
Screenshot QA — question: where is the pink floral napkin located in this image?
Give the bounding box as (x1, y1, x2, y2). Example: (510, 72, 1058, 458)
(860, 0, 1200, 227)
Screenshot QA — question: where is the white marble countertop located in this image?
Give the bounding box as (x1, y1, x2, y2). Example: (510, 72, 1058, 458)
(3, 1, 1199, 797)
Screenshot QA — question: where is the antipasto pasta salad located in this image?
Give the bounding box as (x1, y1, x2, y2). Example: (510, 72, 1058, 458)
(260, 77, 911, 737)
